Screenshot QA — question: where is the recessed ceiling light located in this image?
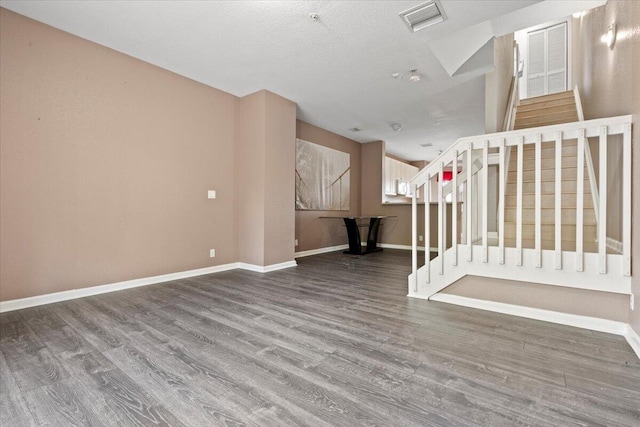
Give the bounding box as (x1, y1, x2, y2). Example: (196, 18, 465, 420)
(391, 123, 402, 132)
(392, 72, 402, 79)
(349, 127, 363, 132)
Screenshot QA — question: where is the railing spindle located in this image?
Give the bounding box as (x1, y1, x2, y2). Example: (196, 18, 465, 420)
(466, 144, 473, 262)
(555, 132, 563, 269)
(438, 163, 444, 274)
(412, 184, 418, 291)
(623, 123, 632, 276)
(516, 137, 524, 266)
(598, 127, 607, 274)
(452, 151, 458, 266)
(535, 134, 542, 268)
(424, 176, 431, 284)
(576, 129, 585, 272)
(499, 140, 505, 264)
(482, 141, 489, 263)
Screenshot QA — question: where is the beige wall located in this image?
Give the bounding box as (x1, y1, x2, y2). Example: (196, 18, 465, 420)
(0, 9, 240, 301)
(485, 33, 515, 133)
(295, 121, 361, 252)
(570, 0, 640, 334)
(263, 91, 296, 265)
(236, 92, 266, 266)
(236, 90, 296, 266)
(0, 9, 296, 302)
(441, 276, 629, 323)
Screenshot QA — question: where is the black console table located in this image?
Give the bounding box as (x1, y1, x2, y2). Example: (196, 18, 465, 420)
(321, 216, 393, 255)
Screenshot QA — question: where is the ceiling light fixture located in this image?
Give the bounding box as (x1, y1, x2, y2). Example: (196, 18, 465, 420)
(606, 22, 617, 49)
(391, 123, 402, 132)
(409, 69, 421, 82)
(349, 127, 363, 132)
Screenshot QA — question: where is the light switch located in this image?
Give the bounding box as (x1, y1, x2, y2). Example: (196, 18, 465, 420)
(208, 190, 216, 199)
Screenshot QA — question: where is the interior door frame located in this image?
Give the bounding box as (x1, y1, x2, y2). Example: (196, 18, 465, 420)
(515, 17, 572, 100)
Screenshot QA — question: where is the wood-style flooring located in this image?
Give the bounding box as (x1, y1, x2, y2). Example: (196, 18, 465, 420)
(1, 249, 639, 426)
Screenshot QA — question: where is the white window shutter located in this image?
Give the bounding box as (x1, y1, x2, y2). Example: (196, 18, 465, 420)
(527, 30, 546, 97)
(526, 22, 567, 97)
(547, 23, 567, 93)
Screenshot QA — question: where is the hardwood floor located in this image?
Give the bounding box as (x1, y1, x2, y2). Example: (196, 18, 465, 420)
(1, 249, 639, 426)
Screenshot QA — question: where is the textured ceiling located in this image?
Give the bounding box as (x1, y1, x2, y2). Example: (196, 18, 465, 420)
(1, 1, 602, 160)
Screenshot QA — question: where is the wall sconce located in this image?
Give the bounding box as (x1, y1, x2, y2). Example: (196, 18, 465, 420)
(606, 22, 617, 49)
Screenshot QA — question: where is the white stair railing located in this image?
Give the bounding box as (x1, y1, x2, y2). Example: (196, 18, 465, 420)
(409, 115, 632, 299)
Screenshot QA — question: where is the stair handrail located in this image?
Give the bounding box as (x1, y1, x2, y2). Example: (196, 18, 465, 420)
(411, 115, 631, 190)
(576, 85, 600, 228)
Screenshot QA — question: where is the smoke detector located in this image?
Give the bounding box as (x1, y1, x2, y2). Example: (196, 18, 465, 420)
(409, 69, 421, 82)
(391, 123, 402, 132)
(399, 1, 447, 33)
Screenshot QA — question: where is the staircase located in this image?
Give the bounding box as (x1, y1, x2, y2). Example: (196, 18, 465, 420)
(514, 90, 578, 129)
(504, 90, 601, 253)
(407, 106, 632, 300)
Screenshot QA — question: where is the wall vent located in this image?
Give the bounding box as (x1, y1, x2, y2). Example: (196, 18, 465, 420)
(399, 1, 446, 32)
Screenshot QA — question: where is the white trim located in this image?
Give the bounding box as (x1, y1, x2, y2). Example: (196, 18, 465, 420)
(0, 263, 239, 313)
(606, 237, 623, 254)
(237, 260, 297, 273)
(408, 245, 631, 297)
(295, 244, 348, 258)
(0, 259, 298, 313)
(378, 243, 433, 252)
(429, 293, 628, 336)
(625, 326, 640, 359)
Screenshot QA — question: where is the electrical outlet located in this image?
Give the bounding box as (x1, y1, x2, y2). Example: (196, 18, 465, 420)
(294, 239, 299, 246)
(419, 235, 423, 242)
(209, 249, 216, 258)
(631, 294, 635, 311)
(207, 190, 216, 199)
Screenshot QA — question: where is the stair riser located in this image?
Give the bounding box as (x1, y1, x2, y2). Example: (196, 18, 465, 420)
(505, 208, 597, 225)
(516, 103, 578, 119)
(503, 224, 597, 241)
(518, 90, 575, 106)
(515, 111, 579, 128)
(507, 168, 591, 183)
(510, 155, 579, 170)
(498, 238, 598, 252)
(506, 180, 590, 194)
(505, 194, 594, 209)
(513, 146, 578, 160)
(514, 118, 582, 130)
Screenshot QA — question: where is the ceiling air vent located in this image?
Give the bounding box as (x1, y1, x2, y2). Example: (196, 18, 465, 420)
(399, 1, 446, 32)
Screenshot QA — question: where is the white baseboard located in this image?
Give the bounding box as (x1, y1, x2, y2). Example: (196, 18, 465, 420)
(626, 326, 640, 359)
(429, 293, 629, 336)
(237, 260, 297, 273)
(378, 243, 435, 252)
(295, 244, 348, 258)
(0, 260, 297, 313)
(295, 243, 436, 256)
